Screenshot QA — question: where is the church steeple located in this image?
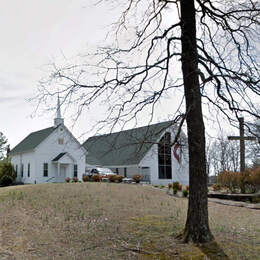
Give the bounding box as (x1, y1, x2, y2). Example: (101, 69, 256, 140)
(54, 95, 64, 127)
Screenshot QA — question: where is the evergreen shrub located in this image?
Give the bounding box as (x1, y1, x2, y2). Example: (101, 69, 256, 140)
(182, 189, 189, 197)
(0, 175, 13, 186)
(172, 181, 179, 190)
(0, 160, 16, 186)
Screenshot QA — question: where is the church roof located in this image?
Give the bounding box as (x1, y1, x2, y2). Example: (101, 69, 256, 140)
(83, 121, 176, 166)
(52, 152, 66, 161)
(10, 127, 56, 155)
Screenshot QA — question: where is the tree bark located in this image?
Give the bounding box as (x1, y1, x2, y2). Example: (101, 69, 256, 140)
(180, 0, 213, 243)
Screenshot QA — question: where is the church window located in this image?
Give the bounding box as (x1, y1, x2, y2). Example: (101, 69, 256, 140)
(158, 132, 172, 179)
(28, 163, 30, 177)
(15, 165, 18, 175)
(73, 164, 78, 177)
(58, 138, 64, 145)
(21, 164, 24, 177)
(43, 163, 48, 177)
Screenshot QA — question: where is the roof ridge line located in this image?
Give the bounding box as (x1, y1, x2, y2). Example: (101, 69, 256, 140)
(86, 120, 174, 140)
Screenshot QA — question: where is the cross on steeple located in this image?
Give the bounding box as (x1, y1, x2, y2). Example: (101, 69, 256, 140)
(54, 95, 64, 127)
(228, 117, 256, 173)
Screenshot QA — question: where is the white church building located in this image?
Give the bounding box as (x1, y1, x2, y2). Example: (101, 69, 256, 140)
(9, 99, 86, 184)
(10, 98, 189, 185)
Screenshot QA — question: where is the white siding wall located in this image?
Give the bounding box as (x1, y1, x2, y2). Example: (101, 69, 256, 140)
(34, 125, 85, 183)
(11, 151, 36, 184)
(139, 128, 189, 186)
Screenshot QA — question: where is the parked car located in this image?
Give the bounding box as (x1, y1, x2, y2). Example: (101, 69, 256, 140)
(86, 167, 114, 177)
(96, 167, 115, 176)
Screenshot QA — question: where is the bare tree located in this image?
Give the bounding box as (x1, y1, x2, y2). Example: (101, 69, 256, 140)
(207, 133, 240, 175)
(247, 117, 260, 167)
(39, 0, 260, 243)
(0, 132, 8, 160)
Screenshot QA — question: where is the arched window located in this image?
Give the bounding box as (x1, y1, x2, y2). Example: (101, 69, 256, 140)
(158, 132, 172, 179)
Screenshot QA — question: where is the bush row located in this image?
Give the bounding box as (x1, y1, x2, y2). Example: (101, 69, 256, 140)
(65, 174, 143, 183)
(216, 168, 260, 193)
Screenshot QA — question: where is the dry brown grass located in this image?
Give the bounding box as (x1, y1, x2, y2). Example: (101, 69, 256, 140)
(0, 183, 259, 259)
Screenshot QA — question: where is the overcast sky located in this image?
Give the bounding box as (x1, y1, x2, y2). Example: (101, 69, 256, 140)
(0, 0, 117, 148)
(1, 1, 253, 150)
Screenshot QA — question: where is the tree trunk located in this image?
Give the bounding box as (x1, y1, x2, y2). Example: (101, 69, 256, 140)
(180, 0, 214, 243)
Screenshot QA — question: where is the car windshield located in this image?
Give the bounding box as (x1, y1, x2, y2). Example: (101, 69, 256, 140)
(97, 168, 113, 174)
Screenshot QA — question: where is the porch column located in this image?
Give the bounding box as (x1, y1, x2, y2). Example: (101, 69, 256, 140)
(58, 162, 60, 177)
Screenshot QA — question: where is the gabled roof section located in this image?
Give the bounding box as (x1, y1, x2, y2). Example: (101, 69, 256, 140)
(83, 121, 176, 166)
(52, 152, 66, 161)
(10, 127, 56, 155)
(86, 153, 102, 166)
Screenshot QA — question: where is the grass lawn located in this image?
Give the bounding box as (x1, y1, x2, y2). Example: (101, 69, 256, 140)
(0, 183, 259, 259)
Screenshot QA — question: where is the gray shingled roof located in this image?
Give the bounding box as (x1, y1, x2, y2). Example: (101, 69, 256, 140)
(10, 127, 55, 155)
(83, 121, 176, 166)
(86, 153, 102, 166)
(52, 152, 66, 161)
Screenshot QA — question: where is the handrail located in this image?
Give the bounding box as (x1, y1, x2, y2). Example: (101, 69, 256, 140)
(46, 176, 55, 182)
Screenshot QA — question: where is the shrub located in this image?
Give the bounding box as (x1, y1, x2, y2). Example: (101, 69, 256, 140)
(250, 167, 260, 192)
(172, 181, 179, 191)
(82, 175, 89, 182)
(0, 175, 14, 186)
(212, 183, 222, 191)
(72, 177, 79, 182)
(132, 174, 142, 183)
(182, 189, 189, 197)
(217, 169, 260, 194)
(173, 188, 178, 195)
(237, 169, 252, 193)
(0, 160, 16, 186)
(116, 175, 124, 183)
(65, 177, 71, 183)
(242, 168, 260, 193)
(217, 171, 239, 193)
(91, 174, 102, 182)
(107, 174, 123, 183)
(108, 174, 117, 182)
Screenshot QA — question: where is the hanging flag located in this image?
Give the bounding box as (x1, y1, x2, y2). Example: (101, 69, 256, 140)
(173, 143, 181, 163)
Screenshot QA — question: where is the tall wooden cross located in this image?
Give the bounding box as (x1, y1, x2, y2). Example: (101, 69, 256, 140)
(228, 117, 256, 172)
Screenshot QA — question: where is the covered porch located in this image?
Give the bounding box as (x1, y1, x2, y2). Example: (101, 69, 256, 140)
(52, 152, 76, 182)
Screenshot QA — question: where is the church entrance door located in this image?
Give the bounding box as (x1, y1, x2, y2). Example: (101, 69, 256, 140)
(55, 163, 68, 182)
(60, 164, 66, 177)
